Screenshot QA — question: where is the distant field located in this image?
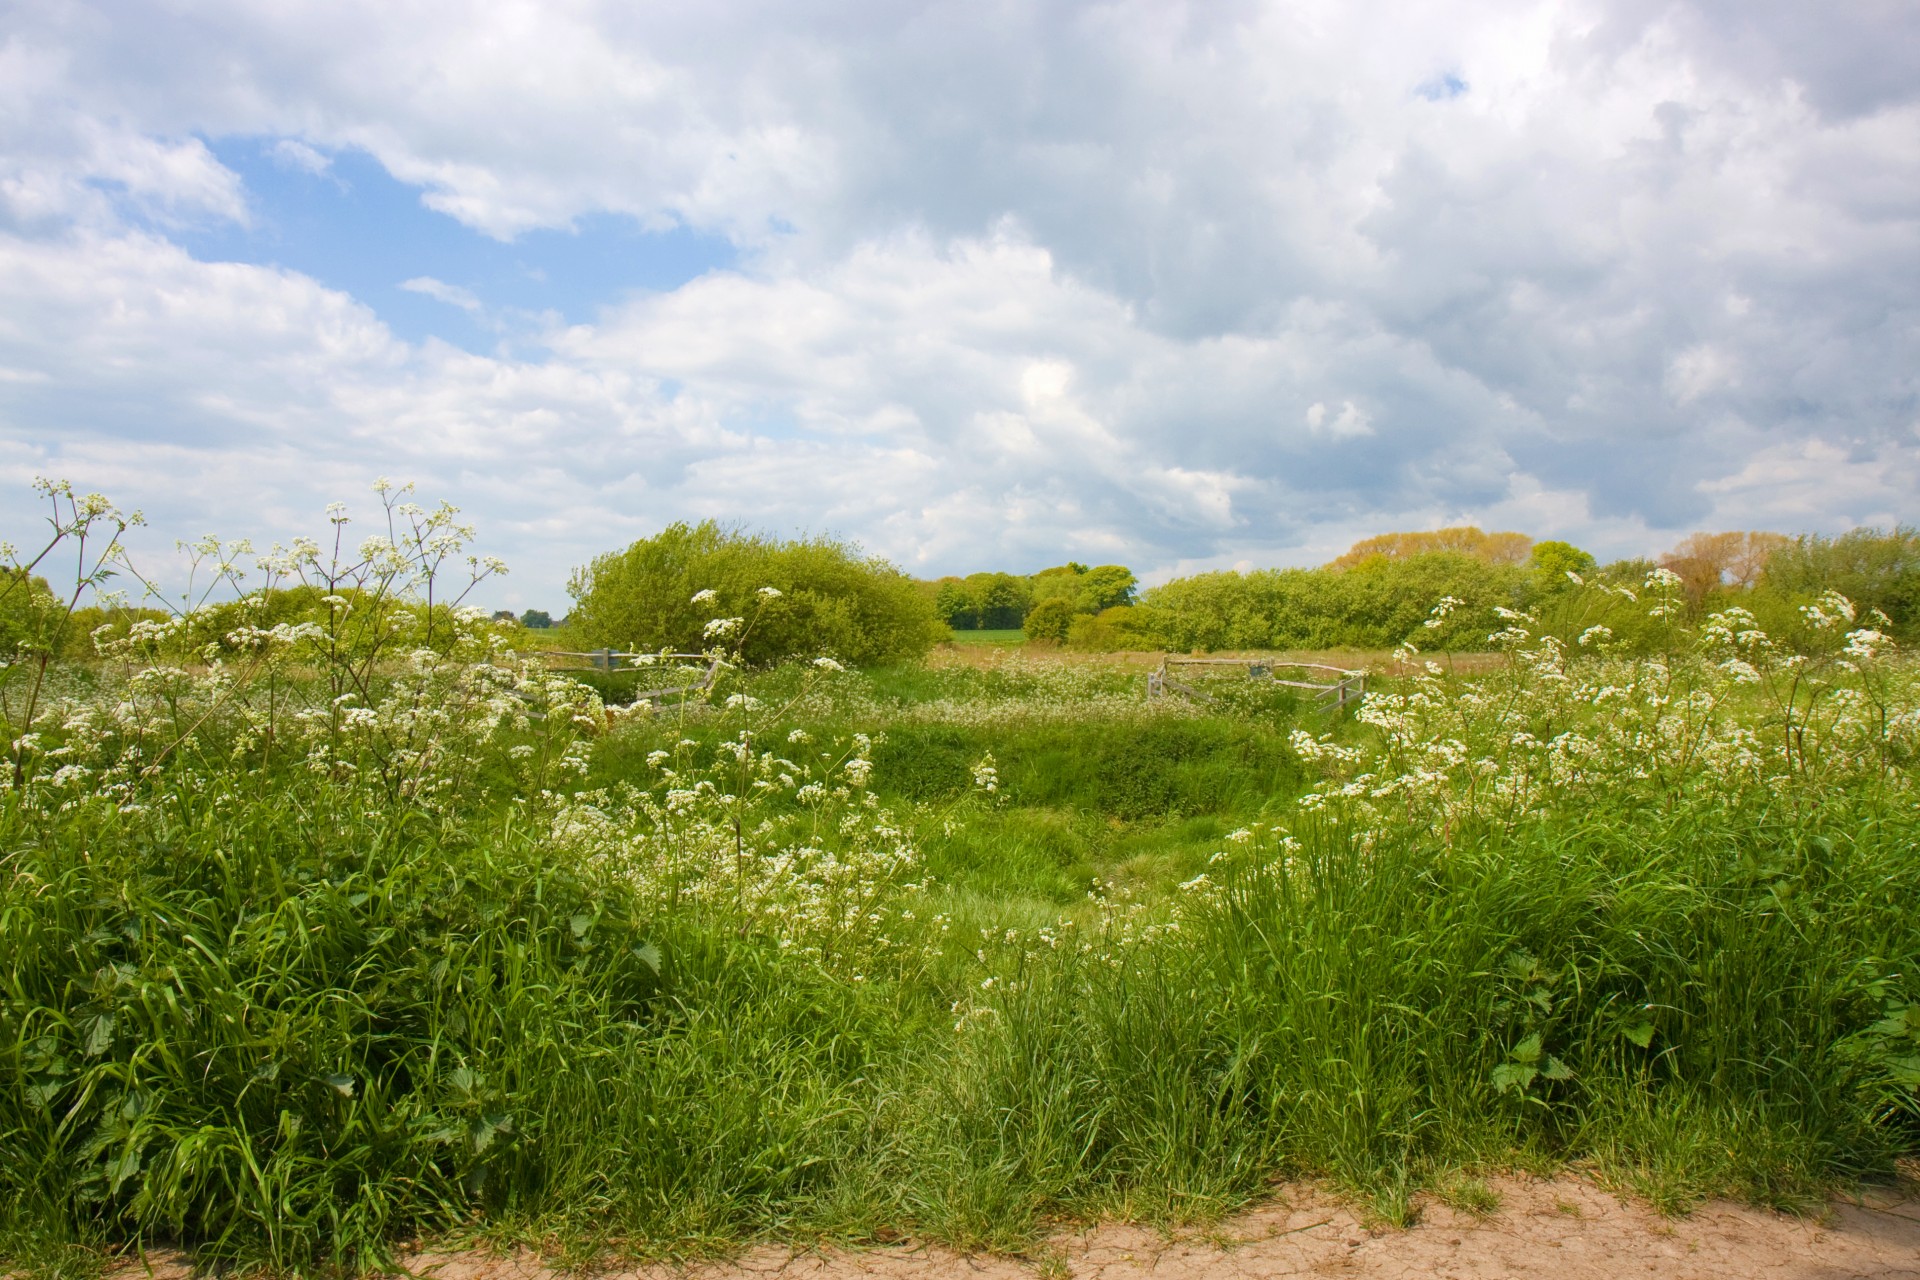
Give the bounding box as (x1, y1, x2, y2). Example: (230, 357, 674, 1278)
(945, 626, 1028, 645)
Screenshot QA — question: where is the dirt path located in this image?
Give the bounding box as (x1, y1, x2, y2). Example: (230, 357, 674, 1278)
(404, 1176, 1920, 1280)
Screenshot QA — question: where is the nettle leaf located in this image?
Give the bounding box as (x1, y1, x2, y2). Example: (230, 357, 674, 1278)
(1492, 1063, 1537, 1094)
(632, 941, 662, 974)
(1542, 1056, 1575, 1082)
(82, 1012, 116, 1057)
(1622, 1021, 1656, 1049)
(324, 1073, 356, 1097)
(469, 1113, 513, 1153)
(108, 1145, 143, 1195)
(1509, 1032, 1543, 1065)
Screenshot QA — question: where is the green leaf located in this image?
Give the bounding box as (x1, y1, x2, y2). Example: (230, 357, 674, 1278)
(570, 913, 592, 938)
(1622, 1020, 1656, 1049)
(1542, 1056, 1574, 1081)
(108, 1146, 142, 1195)
(1509, 1032, 1543, 1065)
(1492, 1062, 1536, 1095)
(632, 941, 662, 974)
(82, 1013, 115, 1058)
(324, 1073, 356, 1097)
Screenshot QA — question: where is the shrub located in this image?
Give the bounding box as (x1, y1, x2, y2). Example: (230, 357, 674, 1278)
(1022, 597, 1075, 645)
(567, 522, 944, 666)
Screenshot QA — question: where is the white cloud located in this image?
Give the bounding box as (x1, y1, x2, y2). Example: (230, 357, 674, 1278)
(0, 0, 1916, 605)
(1305, 401, 1374, 440)
(269, 138, 332, 175)
(401, 276, 482, 312)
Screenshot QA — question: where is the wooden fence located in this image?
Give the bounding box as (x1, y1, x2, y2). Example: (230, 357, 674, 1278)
(536, 650, 725, 705)
(1147, 657, 1366, 713)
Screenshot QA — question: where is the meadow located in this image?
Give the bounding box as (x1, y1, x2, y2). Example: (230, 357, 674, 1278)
(2, 486, 1918, 1276)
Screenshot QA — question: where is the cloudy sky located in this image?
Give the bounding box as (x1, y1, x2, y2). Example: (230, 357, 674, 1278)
(3, 0, 1917, 608)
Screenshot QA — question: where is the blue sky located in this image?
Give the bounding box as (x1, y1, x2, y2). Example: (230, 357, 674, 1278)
(175, 139, 737, 350)
(2, 0, 1916, 611)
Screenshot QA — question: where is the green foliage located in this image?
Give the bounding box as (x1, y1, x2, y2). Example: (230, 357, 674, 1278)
(1764, 527, 1920, 637)
(1076, 565, 1138, 612)
(1066, 604, 1160, 651)
(934, 580, 978, 628)
(519, 609, 553, 629)
(934, 564, 1136, 633)
(0, 797, 665, 1267)
(1022, 597, 1076, 645)
(1528, 540, 1597, 596)
(866, 715, 1298, 818)
(567, 522, 944, 665)
(1143, 552, 1527, 652)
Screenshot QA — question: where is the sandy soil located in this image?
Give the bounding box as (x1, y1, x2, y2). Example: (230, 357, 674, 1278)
(385, 1176, 1920, 1280)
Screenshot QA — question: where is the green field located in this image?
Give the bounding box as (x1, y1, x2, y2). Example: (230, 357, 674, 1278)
(946, 627, 1029, 646)
(4, 567, 1919, 1273)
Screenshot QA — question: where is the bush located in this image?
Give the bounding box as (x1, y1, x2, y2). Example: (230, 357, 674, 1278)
(567, 522, 945, 666)
(1022, 597, 1075, 645)
(1067, 604, 1161, 651)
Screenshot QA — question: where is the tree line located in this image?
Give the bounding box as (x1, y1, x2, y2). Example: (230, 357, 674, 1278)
(8, 521, 1915, 669)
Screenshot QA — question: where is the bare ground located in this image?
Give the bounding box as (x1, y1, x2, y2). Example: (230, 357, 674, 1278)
(382, 1176, 1920, 1280)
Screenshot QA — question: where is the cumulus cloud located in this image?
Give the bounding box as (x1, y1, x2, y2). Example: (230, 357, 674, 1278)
(1, 0, 1916, 605)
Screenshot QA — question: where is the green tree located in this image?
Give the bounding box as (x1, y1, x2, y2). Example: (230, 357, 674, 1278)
(519, 609, 553, 629)
(1527, 540, 1597, 596)
(933, 579, 978, 629)
(1077, 565, 1138, 612)
(965, 572, 1033, 629)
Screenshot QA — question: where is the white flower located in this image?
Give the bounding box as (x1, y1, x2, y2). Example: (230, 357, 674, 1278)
(756, 586, 783, 600)
(690, 588, 718, 605)
(1843, 629, 1891, 661)
(812, 656, 844, 672)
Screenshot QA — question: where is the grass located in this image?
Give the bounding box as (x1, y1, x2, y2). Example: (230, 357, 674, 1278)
(2, 638, 1917, 1275)
(945, 628, 1028, 646)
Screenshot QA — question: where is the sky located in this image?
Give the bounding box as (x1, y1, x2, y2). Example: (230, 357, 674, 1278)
(2, 0, 1917, 610)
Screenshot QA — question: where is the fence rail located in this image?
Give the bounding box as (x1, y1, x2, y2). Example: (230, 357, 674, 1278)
(534, 650, 726, 704)
(1147, 656, 1366, 713)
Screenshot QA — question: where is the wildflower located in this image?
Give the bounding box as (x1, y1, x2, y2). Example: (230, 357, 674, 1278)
(691, 588, 718, 605)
